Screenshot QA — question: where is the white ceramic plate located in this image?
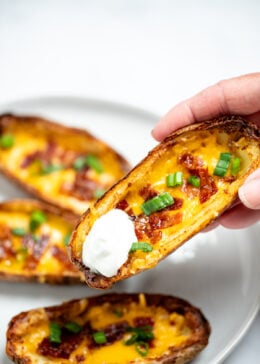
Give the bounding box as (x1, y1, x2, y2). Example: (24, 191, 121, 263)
(0, 97, 259, 364)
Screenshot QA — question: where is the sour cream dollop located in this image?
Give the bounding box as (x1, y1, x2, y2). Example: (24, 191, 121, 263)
(82, 209, 137, 277)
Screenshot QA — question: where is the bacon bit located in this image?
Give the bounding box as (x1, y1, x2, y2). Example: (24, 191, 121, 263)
(196, 168, 218, 203)
(178, 153, 204, 170)
(139, 184, 158, 201)
(22, 234, 49, 270)
(75, 355, 86, 363)
(164, 197, 184, 211)
(50, 245, 78, 271)
(149, 211, 182, 230)
(37, 333, 83, 359)
(0, 225, 15, 260)
(181, 181, 200, 199)
(133, 317, 154, 328)
(89, 321, 129, 349)
(61, 169, 102, 201)
(115, 199, 134, 216)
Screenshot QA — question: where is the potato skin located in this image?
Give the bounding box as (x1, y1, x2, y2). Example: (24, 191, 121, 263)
(69, 116, 260, 289)
(6, 293, 211, 364)
(0, 114, 130, 215)
(0, 199, 84, 284)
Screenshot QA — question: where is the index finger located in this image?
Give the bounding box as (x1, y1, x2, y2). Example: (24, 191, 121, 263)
(152, 72, 260, 141)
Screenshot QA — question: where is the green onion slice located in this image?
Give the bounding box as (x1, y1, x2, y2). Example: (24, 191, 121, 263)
(231, 157, 241, 176)
(188, 176, 200, 188)
(93, 331, 107, 344)
(135, 341, 149, 357)
(73, 156, 86, 171)
(141, 192, 174, 216)
(213, 152, 232, 177)
(93, 188, 106, 199)
(11, 227, 27, 236)
(63, 233, 71, 246)
(29, 210, 47, 232)
(166, 172, 183, 187)
(64, 321, 82, 334)
(49, 322, 62, 344)
(16, 246, 28, 262)
(130, 242, 153, 253)
(0, 134, 14, 149)
(112, 308, 123, 317)
(41, 164, 64, 175)
(85, 155, 103, 174)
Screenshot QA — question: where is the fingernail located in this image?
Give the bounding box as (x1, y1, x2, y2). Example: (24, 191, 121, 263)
(239, 179, 260, 210)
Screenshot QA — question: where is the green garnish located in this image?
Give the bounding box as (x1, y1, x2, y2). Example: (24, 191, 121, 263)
(40, 164, 64, 175)
(166, 172, 183, 187)
(73, 156, 86, 171)
(231, 157, 241, 176)
(93, 331, 107, 344)
(16, 246, 28, 262)
(188, 175, 200, 188)
(64, 321, 82, 334)
(73, 155, 103, 174)
(130, 242, 153, 253)
(135, 341, 149, 357)
(124, 325, 154, 356)
(49, 322, 62, 344)
(213, 152, 232, 177)
(63, 233, 71, 246)
(0, 134, 14, 149)
(11, 227, 27, 236)
(112, 308, 123, 317)
(85, 155, 103, 174)
(93, 188, 106, 199)
(29, 210, 47, 232)
(141, 192, 174, 216)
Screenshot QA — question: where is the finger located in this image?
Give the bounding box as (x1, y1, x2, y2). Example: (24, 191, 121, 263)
(238, 169, 260, 209)
(218, 204, 260, 229)
(152, 72, 260, 141)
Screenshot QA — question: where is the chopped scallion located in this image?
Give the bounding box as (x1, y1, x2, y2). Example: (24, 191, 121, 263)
(166, 172, 183, 187)
(29, 210, 47, 232)
(93, 331, 107, 344)
(135, 341, 149, 357)
(112, 308, 123, 317)
(188, 176, 200, 188)
(141, 192, 174, 216)
(85, 155, 103, 174)
(0, 134, 14, 149)
(49, 322, 62, 344)
(64, 321, 82, 334)
(231, 157, 241, 176)
(130, 242, 153, 253)
(214, 152, 231, 177)
(11, 227, 27, 236)
(93, 188, 105, 199)
(41, 164, 64, 175)
(73, 156, 86, 171)
(63, 233, 71, 246)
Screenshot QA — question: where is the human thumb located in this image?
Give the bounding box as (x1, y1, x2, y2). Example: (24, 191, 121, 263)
(238, 169, 260, 209)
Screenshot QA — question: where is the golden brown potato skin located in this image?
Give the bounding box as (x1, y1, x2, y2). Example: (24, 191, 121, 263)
(6, 293, 210, 364)
(69, 116, 260, 289)
(0, 114, 130, 215)
(0, 199, 84, 284)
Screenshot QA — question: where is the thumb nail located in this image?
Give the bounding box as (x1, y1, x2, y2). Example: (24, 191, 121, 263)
(239, 179, 260, 210)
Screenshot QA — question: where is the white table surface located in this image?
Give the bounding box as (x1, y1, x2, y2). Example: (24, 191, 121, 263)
(0, 1, 259, 363)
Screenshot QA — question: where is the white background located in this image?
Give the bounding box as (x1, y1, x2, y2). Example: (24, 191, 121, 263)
(0, 1, 259, 363)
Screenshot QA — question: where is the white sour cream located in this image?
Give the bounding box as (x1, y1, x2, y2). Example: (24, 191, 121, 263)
(82, 209, 137, 277)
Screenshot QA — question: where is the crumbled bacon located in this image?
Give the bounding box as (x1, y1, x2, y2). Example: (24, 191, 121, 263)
(178, 152, 204, 170)
(89, 321, 129, 349)
(149, 211, 182, 230)
(115, 199, 134, 216)
(0, 225, 15, 260)
(50, 245, 78, 271)
(133, 316, 154, 327)
(22, 234, 49, 270)
(139, 184, 158, 201)
(196, 168, 218, 203)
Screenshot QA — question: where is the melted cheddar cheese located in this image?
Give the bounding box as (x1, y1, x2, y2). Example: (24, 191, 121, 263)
(19, 294, 193, 363)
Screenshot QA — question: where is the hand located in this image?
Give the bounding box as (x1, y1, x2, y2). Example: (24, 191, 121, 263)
(152, 73, 260, 229)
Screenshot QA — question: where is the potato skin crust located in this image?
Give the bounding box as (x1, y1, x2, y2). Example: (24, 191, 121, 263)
(0, 114, 130, 215)
(6, 293, 211, 364)
(69, 116, 260, 289)
(0, 199, 84, 284)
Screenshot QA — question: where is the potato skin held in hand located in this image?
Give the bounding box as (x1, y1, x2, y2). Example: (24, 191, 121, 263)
(69, 116, 260, 289)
